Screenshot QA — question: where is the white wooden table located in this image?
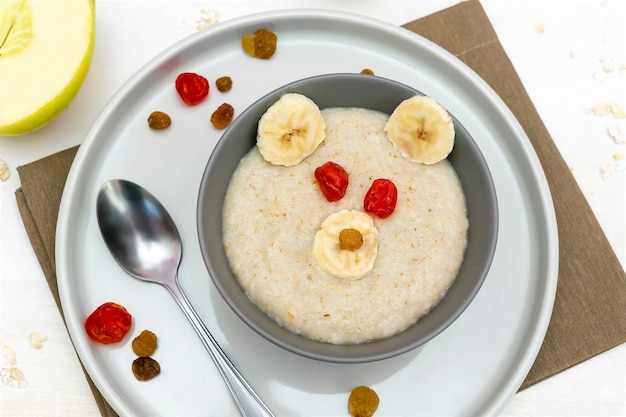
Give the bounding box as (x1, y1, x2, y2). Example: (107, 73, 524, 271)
(1, 1, 624, 416)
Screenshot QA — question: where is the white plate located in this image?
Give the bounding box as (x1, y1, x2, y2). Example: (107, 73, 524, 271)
(57, 10, 558, 417)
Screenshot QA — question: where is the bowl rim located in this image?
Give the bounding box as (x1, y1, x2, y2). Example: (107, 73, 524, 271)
(197, 72, 498, 363)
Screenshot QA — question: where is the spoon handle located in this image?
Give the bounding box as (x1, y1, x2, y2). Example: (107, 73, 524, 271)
(165, 276, 275, 417)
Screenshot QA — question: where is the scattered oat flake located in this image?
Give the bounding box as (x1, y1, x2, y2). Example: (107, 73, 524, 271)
(590, 103, 613, 116)
(29, 332, 47, 349)
(611, 104, 626, 119)
(196, 9, 219, 30)
(0, 158, 10, 181)
(607, 126, 625, 144)
(589, 103, 626, 119)
(614, 153, 626, 171)
(601, 162, 615, 179)
(1, 343, 27, 389)
(2, 345, 17, 365)
(602, 61, 615, 74)
(1, 366, 27, 388)
(535, 23, 545, 34)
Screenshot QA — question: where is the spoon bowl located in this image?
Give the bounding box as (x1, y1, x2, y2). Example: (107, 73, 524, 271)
(97, 179, 182, 281)
(96, 179, 274, 417)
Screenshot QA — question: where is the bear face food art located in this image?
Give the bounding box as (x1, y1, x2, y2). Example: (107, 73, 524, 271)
(222, 93, 468, 345)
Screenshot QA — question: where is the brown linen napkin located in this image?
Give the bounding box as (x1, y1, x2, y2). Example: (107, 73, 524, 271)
(15, 149, 119, 417)
(403, 0, 626, 389)
(15, 1, 626, 415)
(16, 147, 77, 296)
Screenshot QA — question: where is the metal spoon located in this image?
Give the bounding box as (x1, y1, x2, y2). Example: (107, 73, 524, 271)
(96, 179, 274, 417)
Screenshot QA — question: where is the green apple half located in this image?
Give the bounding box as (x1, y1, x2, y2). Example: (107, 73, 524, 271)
(0, 0, 95, 136)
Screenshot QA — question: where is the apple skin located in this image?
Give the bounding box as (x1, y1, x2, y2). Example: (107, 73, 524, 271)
(0, 0, 95, 136)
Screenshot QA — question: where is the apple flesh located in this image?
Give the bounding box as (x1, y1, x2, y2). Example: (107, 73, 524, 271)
(0, 0, 95, 136)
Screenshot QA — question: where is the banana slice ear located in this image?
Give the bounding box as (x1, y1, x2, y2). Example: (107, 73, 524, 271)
(384, 95, 455, 165)
(257, 93, 326, 166)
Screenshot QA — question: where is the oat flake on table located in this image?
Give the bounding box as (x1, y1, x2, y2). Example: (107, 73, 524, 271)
(535, 23, 545, 34)
(607, 126, 625, 144)
(590, 103, 613, 116)
(611, 104, 626, 119)
(613, 152, 626, 171)
(1, 343, 27, 388)
(0, 158, 10, 181)
(196, 8, 219, 30)
(29, 332, 47, 349)
(601, 162, 616, 180)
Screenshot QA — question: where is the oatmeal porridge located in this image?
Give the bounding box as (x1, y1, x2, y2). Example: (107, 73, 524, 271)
(222, 107, 468, 344)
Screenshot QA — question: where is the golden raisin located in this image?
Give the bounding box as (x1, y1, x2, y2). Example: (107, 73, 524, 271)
(215, 76, 233, 92)
(241, 28, 277, 59)
(339, 228, 363, 250)
(147, 111, 171, 129)
(253, 29, 277, 59)
(241, 34, 256, 56)
(348, 386, 379, 417)
(132, 356, 161, 381)
(211, 103, 234, 129)
(360, 68, 374, 75)
(132, 329, 158, 356)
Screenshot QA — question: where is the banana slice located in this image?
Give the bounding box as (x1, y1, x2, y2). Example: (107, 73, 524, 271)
(313, 210, 378, 280)
(257, 93, 326, 166)
(384, 95, 455, 164)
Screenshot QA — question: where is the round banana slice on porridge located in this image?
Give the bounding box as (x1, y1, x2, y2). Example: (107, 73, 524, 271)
(384, 95, 455, 164)
(257, 93, 326, 166)
(313, 209, 379, 280)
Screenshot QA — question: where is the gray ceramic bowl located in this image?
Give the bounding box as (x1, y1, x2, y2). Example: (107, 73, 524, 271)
(197, 73, 497, 363)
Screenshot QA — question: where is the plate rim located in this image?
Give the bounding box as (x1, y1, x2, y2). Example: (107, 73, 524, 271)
(56, 8, 559, 417)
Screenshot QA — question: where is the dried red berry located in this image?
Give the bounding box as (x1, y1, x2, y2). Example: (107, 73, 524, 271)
(363, 178, 397, 219)
(314, 161, 349, 202)
(84, 302, 132, 344)
(175, 72, 209, 105)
